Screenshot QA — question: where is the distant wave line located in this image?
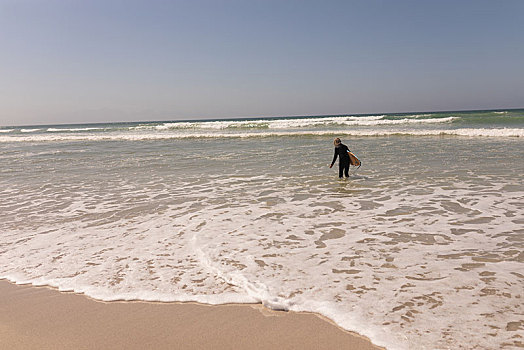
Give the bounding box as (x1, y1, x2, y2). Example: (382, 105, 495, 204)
(131, 115, 457, 130)
(47, 127, 104, 132)
(1, 127, 522, 142)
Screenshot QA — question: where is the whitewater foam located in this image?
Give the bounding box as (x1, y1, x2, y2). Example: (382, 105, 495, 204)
(47, 127, 104, 132)
(2, 172, 522, 350)
(130, 115, 456, 130)
(0, 127, 522, 143)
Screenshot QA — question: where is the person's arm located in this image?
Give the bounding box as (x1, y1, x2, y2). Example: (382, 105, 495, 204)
(329, 148, 338, 168)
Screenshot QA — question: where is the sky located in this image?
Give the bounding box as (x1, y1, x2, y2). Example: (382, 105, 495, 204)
(0, 0, 523, 126)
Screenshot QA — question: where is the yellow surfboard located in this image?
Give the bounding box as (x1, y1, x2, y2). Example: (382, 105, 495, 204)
(348, 152, 361, 168)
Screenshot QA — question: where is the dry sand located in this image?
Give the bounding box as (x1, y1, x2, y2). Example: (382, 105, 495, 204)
(0, 280, 382, 350)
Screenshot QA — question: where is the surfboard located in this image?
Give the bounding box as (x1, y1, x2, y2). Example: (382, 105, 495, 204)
(348, 152, 361, 168)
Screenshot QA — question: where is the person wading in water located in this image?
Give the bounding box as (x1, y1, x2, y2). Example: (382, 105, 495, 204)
(329, 137, 351, 178)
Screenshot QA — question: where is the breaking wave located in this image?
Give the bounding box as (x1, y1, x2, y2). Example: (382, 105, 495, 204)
(0, 127, 522, 143)
(132, 115, 457, 130)
(47, 127, 104, 132)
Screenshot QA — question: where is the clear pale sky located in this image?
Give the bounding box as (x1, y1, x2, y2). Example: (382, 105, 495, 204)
(1, 0, 523, 126)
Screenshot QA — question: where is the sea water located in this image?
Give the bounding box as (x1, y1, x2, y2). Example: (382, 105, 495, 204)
(1, 110, 523, 349)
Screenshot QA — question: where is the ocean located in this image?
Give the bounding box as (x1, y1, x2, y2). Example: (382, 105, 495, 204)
(1, 109, 523, 349)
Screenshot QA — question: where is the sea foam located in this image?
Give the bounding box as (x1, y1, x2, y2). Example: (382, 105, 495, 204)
(1, 175, 522, 350)
(47, 127, 104, 132)
(0, 127, 522, 143)
(132, 115, 455, 130)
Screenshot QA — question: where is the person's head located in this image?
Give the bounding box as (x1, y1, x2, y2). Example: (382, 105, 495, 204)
(334, 137, 341, 146)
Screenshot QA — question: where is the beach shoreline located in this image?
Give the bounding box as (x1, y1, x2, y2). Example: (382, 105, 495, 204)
(2, 111, 522, 348)
(0, 279, 382, 349)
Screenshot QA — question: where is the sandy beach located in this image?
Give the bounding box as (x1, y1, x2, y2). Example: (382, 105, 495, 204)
(0, 280, 381, 350)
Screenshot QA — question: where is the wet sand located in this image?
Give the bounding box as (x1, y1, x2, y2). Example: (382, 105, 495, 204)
(0, 280, 382, 350)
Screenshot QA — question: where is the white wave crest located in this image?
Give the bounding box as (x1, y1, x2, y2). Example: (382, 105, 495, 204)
(0, 129, 14, 133)
(335, 116, 456, 126)
(0, 127, 522, 143)
(20, 129, 41, 133)
(47, 128, 104, 132)
(129, 115, 455, 130)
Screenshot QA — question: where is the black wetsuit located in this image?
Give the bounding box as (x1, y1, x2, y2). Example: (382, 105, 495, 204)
(331, 143, 351, 178)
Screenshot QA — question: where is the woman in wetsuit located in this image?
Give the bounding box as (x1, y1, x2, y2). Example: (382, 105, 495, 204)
(329, 137, 351, 178)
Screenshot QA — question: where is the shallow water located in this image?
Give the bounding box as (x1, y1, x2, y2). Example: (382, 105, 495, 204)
(1, 111, 523, 349)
